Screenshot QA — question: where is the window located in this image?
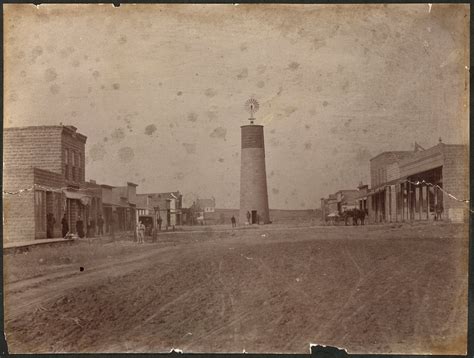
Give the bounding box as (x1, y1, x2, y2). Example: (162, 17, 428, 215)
(77, 153, 82, 181)
(71, 151, 76, 181)
(64, 149, 69, 179)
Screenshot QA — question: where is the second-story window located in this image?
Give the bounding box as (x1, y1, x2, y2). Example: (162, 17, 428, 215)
(77, 153, 82, 181)
(71, 150, 76, 181)
(64, 149, 69, 180)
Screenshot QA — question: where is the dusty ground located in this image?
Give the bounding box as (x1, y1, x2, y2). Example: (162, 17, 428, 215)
(3, 222, 468, 354)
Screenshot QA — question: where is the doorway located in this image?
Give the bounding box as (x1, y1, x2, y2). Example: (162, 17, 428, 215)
(251, 210, 257, 224)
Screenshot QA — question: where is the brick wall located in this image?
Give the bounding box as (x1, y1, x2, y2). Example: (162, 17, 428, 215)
(241, 125, 265, 149)
(442, 144, 469, 222)
(4, 191, 36, 243)
(4, 125, 87, 186)
(3, 167, 36, 243)
(239, 148, 270, 224)
(386, 163, 400, 182)
(4, 126, 89, 241)
(3, 166, 35, 192)
(34, 167, 65, 188)
(4, 127, 63, 174)
(370, 151, 412, 188)
(4, 167, 67, 242)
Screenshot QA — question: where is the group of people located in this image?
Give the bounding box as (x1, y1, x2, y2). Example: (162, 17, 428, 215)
(58, 213, 106, 239)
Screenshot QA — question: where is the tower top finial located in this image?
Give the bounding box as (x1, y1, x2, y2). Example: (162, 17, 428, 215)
(244, 98, 260, 124)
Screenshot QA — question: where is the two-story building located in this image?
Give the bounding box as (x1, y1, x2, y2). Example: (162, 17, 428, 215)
(3, 125, 101, 242)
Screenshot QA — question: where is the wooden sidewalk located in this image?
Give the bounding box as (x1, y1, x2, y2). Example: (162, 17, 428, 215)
(3, 238, 76, 253)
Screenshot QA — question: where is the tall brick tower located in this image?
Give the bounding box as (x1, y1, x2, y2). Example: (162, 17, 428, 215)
(239, 99, 270, 225)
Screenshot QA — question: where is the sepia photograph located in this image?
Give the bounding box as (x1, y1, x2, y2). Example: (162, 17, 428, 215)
(2, 3, 470, 354)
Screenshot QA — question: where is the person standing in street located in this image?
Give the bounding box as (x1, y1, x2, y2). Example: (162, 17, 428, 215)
(157, 216, 163, 231)
(152, 225, 158, 243)
(137, 221, 145, 244)
(231, 215, 236, 228)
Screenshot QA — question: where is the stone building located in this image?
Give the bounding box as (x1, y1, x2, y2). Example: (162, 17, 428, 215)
(367, 141, 468, 223)
(3, 125, 101, 242)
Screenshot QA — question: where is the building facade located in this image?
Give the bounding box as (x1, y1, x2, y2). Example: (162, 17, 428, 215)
(4, 125, 101, 242)
(367, 142, 468, 223)
(136, 191, 183, 228)
(101, 182, 138, 234)
(356, 183, 369, 213)
(321, 189, 359, 222)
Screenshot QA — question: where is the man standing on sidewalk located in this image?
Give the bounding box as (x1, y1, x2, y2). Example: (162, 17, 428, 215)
(61, 213, 69, 238)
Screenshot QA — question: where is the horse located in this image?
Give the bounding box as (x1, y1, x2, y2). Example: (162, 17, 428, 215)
(341, 208, 367, 226)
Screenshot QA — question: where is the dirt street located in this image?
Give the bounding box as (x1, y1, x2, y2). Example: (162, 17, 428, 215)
(3, 223, 468, 354)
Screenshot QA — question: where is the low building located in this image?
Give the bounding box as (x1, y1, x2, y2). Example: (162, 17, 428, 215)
(197, 198, 216, 213)
(335, 190, 359, 213)
(320, 194, 337, 221)
(3, 125, 101, 242)
(367, 141, 468, 223)
(101, 182, 138, 234)
(320, 190, 358, 222)
(112, 182, 138, 232)
(136, 191, 183, 228)
(196, 198, 216, 224)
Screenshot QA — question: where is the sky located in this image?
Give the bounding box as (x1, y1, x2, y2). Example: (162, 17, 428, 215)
(4, 4, 469, 209)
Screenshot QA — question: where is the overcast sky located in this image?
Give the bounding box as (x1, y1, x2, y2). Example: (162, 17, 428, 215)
(4, 4, 469, 209)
